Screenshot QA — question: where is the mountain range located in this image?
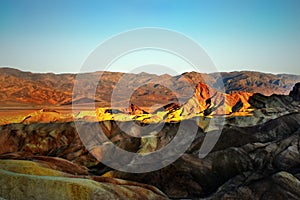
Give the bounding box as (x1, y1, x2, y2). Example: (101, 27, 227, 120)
(0, 67, 299, 107)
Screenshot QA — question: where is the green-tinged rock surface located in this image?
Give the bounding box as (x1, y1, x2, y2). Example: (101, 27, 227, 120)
(0, 160, 168, 200)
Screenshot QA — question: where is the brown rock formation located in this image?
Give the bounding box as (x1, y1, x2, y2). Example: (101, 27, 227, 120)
(180, 83, 253, 117)
(127, 103, 149, 115)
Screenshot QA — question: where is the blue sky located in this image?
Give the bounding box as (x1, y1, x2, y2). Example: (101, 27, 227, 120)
(0, 0, 300, 74)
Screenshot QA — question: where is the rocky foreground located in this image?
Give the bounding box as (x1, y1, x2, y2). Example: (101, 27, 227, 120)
(0, 83, 300, 199)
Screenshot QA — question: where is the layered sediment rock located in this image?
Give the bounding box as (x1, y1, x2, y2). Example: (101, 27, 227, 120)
(1, 83, 300, 199)
(0, 159, 168, 200)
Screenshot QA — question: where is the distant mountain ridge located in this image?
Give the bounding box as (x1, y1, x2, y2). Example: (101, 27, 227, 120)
(0, 67, 299, 107)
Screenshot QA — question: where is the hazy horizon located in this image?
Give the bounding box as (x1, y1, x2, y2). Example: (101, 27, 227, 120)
(1, 0, 300, 74)
(1, 66, 300, 76)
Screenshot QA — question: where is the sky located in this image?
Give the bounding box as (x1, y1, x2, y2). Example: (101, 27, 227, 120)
(0, 0, 300, 74)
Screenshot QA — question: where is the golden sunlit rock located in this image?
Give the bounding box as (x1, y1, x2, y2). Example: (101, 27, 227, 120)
(0, 82, 256, 125)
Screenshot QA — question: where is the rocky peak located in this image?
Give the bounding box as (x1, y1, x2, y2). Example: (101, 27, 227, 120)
(128, 103, 149, 115)
(289, 82, 300, 101)
(194, 82, 212, 100)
